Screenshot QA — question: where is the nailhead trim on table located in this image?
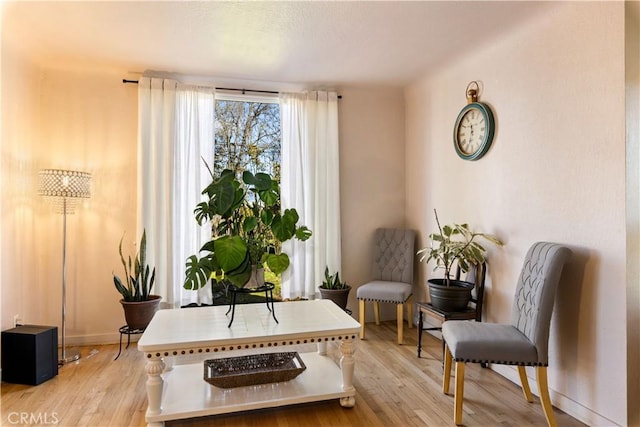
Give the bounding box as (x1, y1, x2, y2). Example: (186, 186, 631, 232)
(145, 334, 358, 359)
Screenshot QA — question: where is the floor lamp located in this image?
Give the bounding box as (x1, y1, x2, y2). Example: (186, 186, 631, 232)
(38, 169, 91, 365)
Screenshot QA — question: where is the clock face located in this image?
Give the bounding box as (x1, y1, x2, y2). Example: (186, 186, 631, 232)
(453, 103, 495, 161)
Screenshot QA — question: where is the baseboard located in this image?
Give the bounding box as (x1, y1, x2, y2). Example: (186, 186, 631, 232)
(61, 332, 130, 347)
(491, 365, 619, 427)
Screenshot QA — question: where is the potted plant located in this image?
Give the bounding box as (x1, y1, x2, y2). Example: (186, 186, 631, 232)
(113, 230, 161, 330)
(184, 167, 312, 291)
(417, 209, 502, 311)
(318, 267, 351, 311)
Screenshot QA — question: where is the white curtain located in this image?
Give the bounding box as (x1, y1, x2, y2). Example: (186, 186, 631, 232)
(137, 77, 215, 308)
(280, 91, 341, 299)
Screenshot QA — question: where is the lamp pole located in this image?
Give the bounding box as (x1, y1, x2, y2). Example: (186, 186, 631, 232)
(39, 169, 91, 365)
(60, 196, 80, 363)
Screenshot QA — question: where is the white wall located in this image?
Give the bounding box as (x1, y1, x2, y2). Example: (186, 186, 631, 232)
(36, 67, 138, 344)
(625, 2, 640, 425)
(405, 3, 625, 425)
(1, 39, 139, 344)
(337, 86, 406, 317)
(1, 42, 41, 336)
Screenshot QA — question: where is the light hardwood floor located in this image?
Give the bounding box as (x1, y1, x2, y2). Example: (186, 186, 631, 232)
(2, 320, 586, 427)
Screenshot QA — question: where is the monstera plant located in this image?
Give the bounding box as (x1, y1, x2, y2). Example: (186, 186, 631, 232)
(184, 168, 311, 290)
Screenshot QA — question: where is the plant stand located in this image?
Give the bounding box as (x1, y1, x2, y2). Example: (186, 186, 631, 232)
(114, 325, 145, 360)
(226, 283, 278, 327)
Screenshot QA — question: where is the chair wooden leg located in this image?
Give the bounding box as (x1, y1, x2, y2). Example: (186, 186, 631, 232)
(374, 301, 380, 325)
(454, 361, 465, 425)
(536, 366, 558, 427)
(359, 300, 365, 339)
(407, 296, 413, 329)
(443, 344, 452, 394)
(517, 366, 534, 402)
(396, 303, 403, 344)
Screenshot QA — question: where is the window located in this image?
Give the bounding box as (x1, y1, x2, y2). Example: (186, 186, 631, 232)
(213, 94, 281, 181)
(213, 93, 283, 298)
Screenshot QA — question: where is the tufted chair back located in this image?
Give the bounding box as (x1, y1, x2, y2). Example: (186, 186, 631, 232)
(510, 241, 572, 365)
(371, 228, 415, 284)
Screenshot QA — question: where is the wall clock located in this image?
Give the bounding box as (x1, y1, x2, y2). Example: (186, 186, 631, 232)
(453, 81, 495, 161)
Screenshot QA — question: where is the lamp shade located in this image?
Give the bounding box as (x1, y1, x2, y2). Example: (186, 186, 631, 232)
(38, 169, 91, 199)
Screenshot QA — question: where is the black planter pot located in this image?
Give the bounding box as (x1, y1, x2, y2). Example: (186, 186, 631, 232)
(427, 279, 474, 312)
(319, 286, 351, 311)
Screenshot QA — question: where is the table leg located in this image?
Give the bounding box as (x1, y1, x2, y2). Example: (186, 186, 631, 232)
(339, 340, 356, 408)
(145, 356, 165, 420)
(163, 356, 174, 372)
(417, 310, 424, 358)
(317, 341, 327, 356)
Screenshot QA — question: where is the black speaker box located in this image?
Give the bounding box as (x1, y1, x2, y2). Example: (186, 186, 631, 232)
(2, 324, 58, 385)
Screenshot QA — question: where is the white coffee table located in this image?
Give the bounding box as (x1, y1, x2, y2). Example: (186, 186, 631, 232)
(137, 299, 361, 426)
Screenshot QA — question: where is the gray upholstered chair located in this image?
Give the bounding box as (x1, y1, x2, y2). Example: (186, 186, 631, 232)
(441, 242, 571, 427)
(357, 228, 416, 344)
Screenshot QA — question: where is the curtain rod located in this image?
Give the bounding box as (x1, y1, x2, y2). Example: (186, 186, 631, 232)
(122, 79, 342, 99)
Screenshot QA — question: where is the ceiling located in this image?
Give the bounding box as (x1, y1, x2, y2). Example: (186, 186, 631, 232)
(2, 1, 558, 88)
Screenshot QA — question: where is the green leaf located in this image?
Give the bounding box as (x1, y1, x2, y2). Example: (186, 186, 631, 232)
(210, 181, 239, 216)
(184, 255, 212, 290)
(283, 208, 299, 224)
(243, 216, 258, 233)
(430, 234, 443, 242)
(271, 209, 298, 241)
(266, 253, 290, 275)
(223, 253, 252, 287)
(194, 201, 211, 225)
(214, 236, 248, 272)
(118, 233, 131, 290)
(295, 226, 312, 241)
(148, 267, 155, 295)
(242, 170, 256, 185)
(243, 171, 273, 191)
(261, 209, 274, 226)
(201, 240, 216, 253)
(258, 188, 279, 206)
(113, 276, 132, 301)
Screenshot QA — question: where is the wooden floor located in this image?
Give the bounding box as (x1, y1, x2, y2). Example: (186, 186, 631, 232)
(2, 321, 586, 427)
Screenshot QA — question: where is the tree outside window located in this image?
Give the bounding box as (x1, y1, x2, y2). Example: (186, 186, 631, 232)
(214, 99, 280, 181)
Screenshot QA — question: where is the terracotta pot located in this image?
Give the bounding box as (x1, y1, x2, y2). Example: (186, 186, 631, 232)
(319, 286, 351, 311)
(427, 279, 474, 312)
(120, 295, 161, 330)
